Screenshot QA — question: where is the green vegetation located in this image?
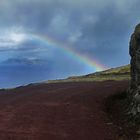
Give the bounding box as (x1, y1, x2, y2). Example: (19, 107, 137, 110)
(48, 64, 130, 83)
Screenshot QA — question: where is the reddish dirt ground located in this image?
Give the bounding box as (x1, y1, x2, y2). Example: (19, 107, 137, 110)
(0, 81, 129, 140)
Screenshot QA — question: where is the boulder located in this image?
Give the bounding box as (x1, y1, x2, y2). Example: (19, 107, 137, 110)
(129, 23, 140, 115)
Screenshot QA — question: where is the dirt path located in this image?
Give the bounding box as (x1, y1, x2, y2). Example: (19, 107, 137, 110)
(0, 81, 129, 140)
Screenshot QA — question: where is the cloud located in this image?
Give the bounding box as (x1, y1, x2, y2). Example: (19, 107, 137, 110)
(2, 0, 140, 87)
(0, 0, 140, 68)
(0, 27, 27, 50)
(68, 31, 82, 43)
(1, 57, 47, 65)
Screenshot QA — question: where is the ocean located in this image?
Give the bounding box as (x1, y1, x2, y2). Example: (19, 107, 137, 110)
(0, 64, 54, 88)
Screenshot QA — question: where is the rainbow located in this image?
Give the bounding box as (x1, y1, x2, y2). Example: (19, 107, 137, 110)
(30, 33, 108, 71)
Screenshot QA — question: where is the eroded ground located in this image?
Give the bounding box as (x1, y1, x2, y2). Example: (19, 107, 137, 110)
(0, 81, 129, 140)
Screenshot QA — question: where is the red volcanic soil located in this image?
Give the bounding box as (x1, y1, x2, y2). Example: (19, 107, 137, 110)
(0, 81, 129, 140)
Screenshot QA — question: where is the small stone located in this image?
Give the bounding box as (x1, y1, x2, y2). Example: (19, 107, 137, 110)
(136, 130, 140, 135)
(106, 122, 113, 125)
(119, 127, 122, 130)
(118, 136, 124, 140)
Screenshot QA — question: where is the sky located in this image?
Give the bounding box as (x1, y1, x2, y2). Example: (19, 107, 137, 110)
(0, 0, 140, 87)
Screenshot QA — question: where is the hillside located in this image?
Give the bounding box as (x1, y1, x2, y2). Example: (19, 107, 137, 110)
(0, 65, 131, 139)
(48, 64, 130, 83)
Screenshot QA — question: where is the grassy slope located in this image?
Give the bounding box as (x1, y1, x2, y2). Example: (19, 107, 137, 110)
(48, 64, 130, 83)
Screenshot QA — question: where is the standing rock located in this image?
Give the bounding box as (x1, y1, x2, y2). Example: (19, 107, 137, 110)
(129, 23, 140, 115)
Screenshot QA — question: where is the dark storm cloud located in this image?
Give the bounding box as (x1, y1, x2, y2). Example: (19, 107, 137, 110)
(0, 0, 140, 67)
(1, 0, 140, 88)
